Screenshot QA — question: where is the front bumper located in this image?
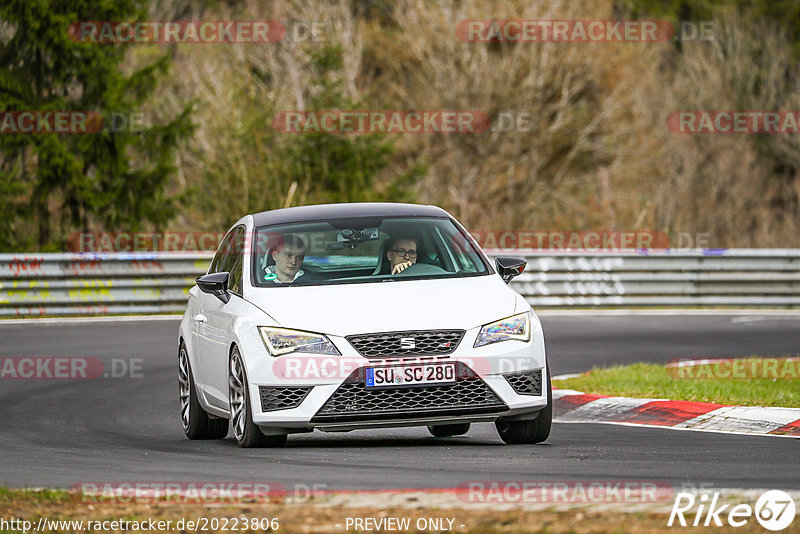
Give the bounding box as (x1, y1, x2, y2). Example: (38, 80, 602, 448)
(245, 318, 548, 431)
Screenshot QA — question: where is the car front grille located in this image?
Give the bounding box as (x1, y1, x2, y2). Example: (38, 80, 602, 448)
(504, 369, 543, 396)
(346, 330, 465, 358)
(311, 362, 508, 423)
(259, 386, 313, 412)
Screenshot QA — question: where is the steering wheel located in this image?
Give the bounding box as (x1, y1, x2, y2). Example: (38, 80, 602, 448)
(394, 263, 448, 276)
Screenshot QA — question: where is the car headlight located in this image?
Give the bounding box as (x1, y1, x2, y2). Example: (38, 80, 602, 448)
(474, 312, 531, 348)
(258, 327, 341, 357)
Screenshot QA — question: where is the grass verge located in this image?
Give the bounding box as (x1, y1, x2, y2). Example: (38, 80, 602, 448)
(553, 359, 800, 407)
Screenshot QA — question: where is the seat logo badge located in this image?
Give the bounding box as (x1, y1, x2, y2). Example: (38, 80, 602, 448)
(400, 337, 416, 350)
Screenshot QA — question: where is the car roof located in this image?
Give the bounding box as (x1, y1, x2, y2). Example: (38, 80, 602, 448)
(250, 202, 450, 227)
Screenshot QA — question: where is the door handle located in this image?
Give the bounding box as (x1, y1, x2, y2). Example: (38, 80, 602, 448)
(194, 314, 207, 323)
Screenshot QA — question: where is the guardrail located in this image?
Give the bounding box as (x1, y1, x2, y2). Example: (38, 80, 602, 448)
(1, 250, 799, 316)
(0, 253, 209, 317)
(513, 249, 800, 307)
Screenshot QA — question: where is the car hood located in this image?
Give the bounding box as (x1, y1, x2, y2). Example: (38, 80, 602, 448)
(244, 275, 519, 336)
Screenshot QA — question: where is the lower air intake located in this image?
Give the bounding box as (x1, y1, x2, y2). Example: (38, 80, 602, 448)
(504, 369, 543, 396)
(311, 362, 508, 423)
(259, 386, 313, 412)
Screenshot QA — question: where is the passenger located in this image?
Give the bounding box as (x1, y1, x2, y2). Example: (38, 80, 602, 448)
(385, 236, 418, 275)
(265, 235, 306, 284)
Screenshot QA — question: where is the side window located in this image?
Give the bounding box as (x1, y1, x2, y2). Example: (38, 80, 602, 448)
(217, 227, 241, 275)
(209, 229, 236, 274)
(228, 228, 245, 295)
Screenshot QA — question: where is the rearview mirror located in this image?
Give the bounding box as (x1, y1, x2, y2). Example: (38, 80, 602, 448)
(196, 272, 230, 303)
(495, 257, 527, 283)
(339, 228, 379, 241)
(326, 228, 380, 249)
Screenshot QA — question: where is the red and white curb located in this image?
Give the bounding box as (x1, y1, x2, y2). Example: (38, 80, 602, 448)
(553, 390, 800, 438)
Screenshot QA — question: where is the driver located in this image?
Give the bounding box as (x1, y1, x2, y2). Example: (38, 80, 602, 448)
(265, 235, 306, 284)
(386, 236, 418, 275)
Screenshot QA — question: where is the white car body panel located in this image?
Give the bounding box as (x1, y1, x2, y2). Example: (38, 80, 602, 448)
(244, 275, 517, 336)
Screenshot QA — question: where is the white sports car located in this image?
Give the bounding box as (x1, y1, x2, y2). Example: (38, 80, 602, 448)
(178, 203, 551, 447)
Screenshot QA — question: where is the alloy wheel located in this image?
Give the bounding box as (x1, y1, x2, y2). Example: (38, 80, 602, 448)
(178, 347, 191, 432)
(229, 352, 247, 441)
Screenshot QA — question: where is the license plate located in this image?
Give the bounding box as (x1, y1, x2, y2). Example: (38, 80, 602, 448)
(365, 363, 456, 388)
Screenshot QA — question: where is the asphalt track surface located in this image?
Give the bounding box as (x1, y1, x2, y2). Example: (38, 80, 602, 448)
(0, 314, 798, 491)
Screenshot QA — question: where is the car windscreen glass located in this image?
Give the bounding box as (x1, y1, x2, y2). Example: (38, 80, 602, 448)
(252, 216, 489, 287)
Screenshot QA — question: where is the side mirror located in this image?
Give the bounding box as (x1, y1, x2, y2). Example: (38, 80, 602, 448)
(495, 257, 527, 283)
(196, 272, 230, 303)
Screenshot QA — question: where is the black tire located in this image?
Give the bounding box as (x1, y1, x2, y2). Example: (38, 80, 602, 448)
(495, 367, 552, 444)
(229, 346, 287, 448)
(179, 343, 228, 440)
(427, 423, 471, 437)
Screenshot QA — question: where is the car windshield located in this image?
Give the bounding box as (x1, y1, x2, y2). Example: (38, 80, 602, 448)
(251, 216, 490, 287)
